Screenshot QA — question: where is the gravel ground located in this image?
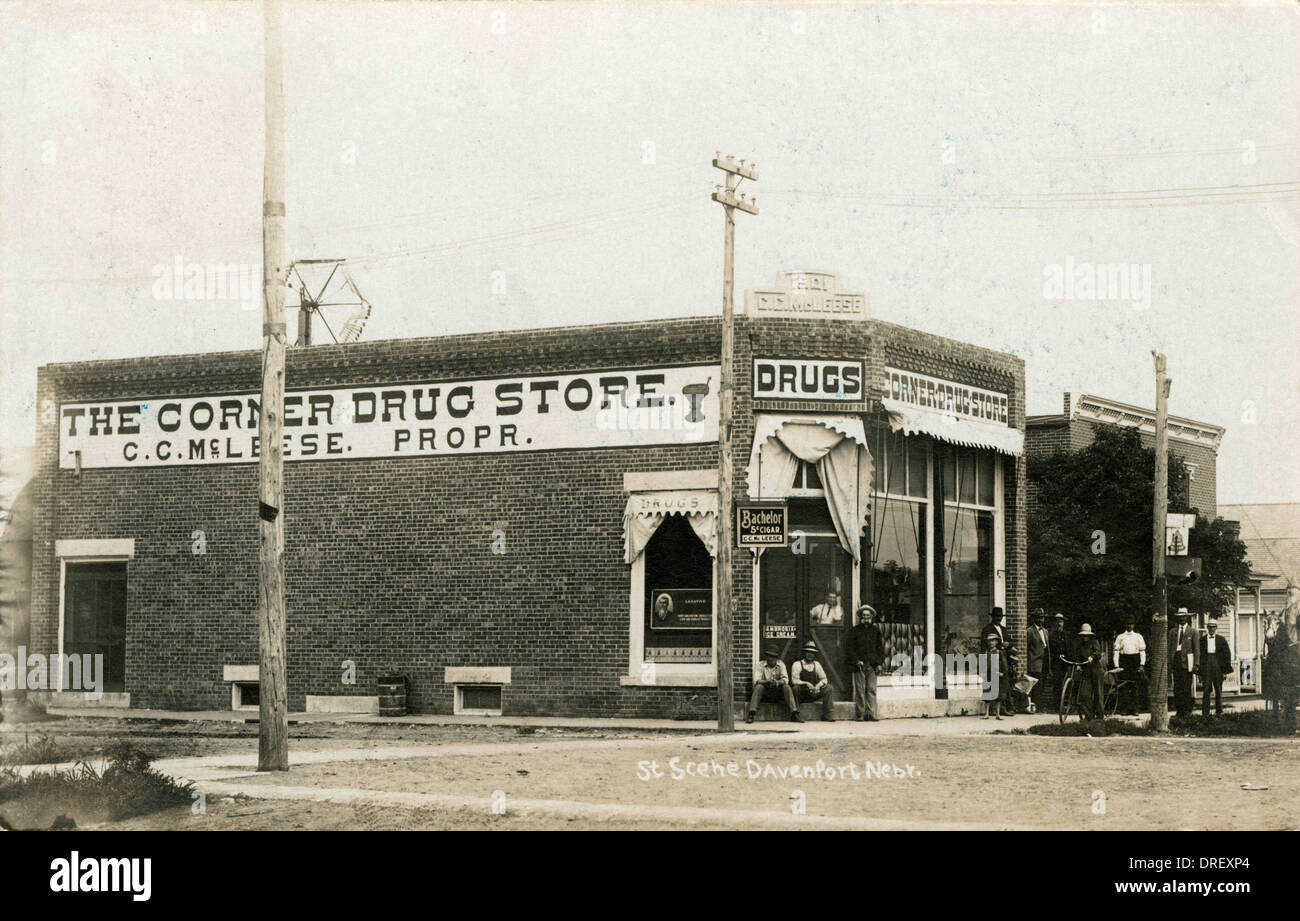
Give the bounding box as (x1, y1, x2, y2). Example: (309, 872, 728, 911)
(221, 733, 1300, 830)
(0, 717, 659, 762)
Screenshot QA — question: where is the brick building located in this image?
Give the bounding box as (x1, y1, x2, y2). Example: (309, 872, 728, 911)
(1025, 392, 1223, 517)
(26, 271, 1027, 718)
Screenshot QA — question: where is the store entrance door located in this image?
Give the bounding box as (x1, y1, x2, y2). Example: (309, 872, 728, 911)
(758, 536, 853, 699)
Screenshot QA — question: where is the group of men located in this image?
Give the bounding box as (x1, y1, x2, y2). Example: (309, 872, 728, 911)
(747, 601, 1234, 725)
(746, 603, 886, 723)
(1024, 606, 1233, 719)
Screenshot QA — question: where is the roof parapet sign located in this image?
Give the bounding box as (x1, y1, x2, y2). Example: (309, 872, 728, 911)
(743, 271, 868, 321)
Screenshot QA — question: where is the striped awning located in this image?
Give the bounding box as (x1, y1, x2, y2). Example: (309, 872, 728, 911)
(881, 397, 1024, 456)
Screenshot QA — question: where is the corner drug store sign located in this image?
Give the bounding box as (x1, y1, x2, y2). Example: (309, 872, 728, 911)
(58, 365, 720, 469)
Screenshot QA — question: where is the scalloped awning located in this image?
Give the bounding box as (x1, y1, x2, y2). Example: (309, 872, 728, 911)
(880, 397, 1024, 456)
(623, 490, 718, 563)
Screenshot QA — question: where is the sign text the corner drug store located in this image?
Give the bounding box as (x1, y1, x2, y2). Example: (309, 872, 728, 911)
(58, 365, 720, 469)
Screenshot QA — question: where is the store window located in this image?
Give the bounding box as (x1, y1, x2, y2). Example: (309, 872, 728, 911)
(642, 515, 713, 665)
(940, 446, 996, 655)
(863, 424, 929, 669)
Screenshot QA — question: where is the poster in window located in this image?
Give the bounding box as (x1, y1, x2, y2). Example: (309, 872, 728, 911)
(649, 588, 712, 630)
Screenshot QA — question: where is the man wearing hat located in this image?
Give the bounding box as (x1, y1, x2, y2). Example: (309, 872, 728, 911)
(1026, 609, 1051, 713)
(845, 604, 886, 721)
(1072, 623, 1106, 719)
(746, 647, 801, 724)
(981, 607, 1019, 715)
(1197, 616, 1233, 717)
(1046, 613, 1068, 711)
(1168, 608, 1198, 719)
(791, 640, 835, 721)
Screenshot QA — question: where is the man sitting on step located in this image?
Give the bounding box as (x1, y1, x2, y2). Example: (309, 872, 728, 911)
(746, 647, 802, 723)
(790, 640, 836, 721)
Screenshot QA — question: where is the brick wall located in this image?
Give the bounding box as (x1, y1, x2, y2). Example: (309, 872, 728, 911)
(32, 314, 1027, 715)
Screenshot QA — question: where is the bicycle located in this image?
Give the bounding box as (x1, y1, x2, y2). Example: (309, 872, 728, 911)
(1057, 655, 1106, 724)
(1102, 665, 1146, 718)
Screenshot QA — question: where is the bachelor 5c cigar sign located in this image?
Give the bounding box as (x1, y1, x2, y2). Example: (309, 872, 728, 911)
(58, 365, 720, 469)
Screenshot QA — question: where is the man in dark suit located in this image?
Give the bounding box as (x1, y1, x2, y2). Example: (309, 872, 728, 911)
(1026, 608, 1050, 713)
(845, 604, 886, 721)
(1168, 608, 1198, 719)
(1197, 616, 1232, 717)
(1047, 613, 1068, 710)
(981, 607, 1019, 714)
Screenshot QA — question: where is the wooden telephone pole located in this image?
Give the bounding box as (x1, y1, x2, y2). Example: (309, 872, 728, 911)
(258, 0, 289, 771)
(711, 153, 757, 732)
(1149, 351, 1171, 731)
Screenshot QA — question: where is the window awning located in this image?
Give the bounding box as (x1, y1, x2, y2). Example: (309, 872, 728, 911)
(623, 489, 718, 563)
(880, 397, 1024, 456)
(745, 414, 873, 563)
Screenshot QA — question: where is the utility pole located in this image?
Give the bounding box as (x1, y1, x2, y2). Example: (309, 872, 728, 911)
(711, 152, 757, 732)
(1149, 350, 1171, 731)
(258, 0, 289, 771)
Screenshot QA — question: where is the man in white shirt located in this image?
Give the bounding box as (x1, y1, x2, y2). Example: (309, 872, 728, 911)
(809, 591, 843, 626)
(790, 640, 835, 721)
(1113, 618, 1148, 715)
(746, 647, 801, 723)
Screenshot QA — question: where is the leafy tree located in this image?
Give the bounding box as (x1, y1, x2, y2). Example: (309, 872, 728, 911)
(1028, 427, 1247, 641)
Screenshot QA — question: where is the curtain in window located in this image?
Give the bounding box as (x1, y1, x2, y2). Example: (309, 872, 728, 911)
(748, 416, 874, 563)
(623, 490, 718, 563)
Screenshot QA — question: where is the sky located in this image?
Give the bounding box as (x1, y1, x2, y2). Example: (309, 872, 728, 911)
(2, 0, 1297, 504)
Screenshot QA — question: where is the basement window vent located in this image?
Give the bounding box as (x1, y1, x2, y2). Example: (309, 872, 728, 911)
(455, 684, 503, 717)
(232, 682, 260, 711)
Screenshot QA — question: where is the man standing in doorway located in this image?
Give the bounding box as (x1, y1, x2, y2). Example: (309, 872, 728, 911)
(791, 640, 835, 721)
(1168, 608, 1197, 719)
(809, 591, 844, 626)
(1197, 616, 1232, 718)
(846, 604, 885, 721)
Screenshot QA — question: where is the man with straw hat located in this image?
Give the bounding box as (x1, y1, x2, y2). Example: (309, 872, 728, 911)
(791, 639, 836, 721)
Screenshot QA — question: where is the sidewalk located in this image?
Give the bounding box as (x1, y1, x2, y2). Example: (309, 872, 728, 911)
(19, 697, 1267, 736)
(28, 703, 1065, 735)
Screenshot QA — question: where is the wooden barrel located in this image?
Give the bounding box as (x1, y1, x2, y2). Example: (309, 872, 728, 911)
(377, 676, 408, 717)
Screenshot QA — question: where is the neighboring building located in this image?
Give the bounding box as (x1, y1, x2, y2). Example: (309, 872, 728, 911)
(28, 271, 1027, 718)
(1025, 392, 1223, 518)
(1218, 502, 1300, 694)
(0, 446, 35, 705)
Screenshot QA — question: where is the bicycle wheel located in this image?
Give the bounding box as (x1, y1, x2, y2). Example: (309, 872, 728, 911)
(1104, 682, 1120, 718)
(1059, 676, 1077, 724)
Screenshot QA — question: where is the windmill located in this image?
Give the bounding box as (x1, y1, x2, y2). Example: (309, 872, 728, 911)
(288, 258, 374, 346)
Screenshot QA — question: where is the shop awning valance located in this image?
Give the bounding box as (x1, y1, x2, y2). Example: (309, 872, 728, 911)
(745, 415, 873, 563)
(623, 490, 718, 564)
(880, 397, 1024, 456)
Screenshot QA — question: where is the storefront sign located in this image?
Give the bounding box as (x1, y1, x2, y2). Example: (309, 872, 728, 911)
(736, 502, 788, 548)
(649, 588, 712, 631)
(883, 367, 1009, 426)
(762, 624, 796, 640)
(57, 364, 720, 469)
(743, 272, 868, 321)
(753, 359, 864, 401)
(1166, 512, 1195, 556)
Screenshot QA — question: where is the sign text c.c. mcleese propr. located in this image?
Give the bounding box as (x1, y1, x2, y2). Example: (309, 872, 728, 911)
(57, 365, 720, 469)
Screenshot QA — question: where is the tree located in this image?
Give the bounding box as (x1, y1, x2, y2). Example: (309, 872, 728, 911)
(1028, 427, 1246, 644)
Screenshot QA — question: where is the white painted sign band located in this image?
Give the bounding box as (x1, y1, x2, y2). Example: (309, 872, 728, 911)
(58, 365, 720, 468)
